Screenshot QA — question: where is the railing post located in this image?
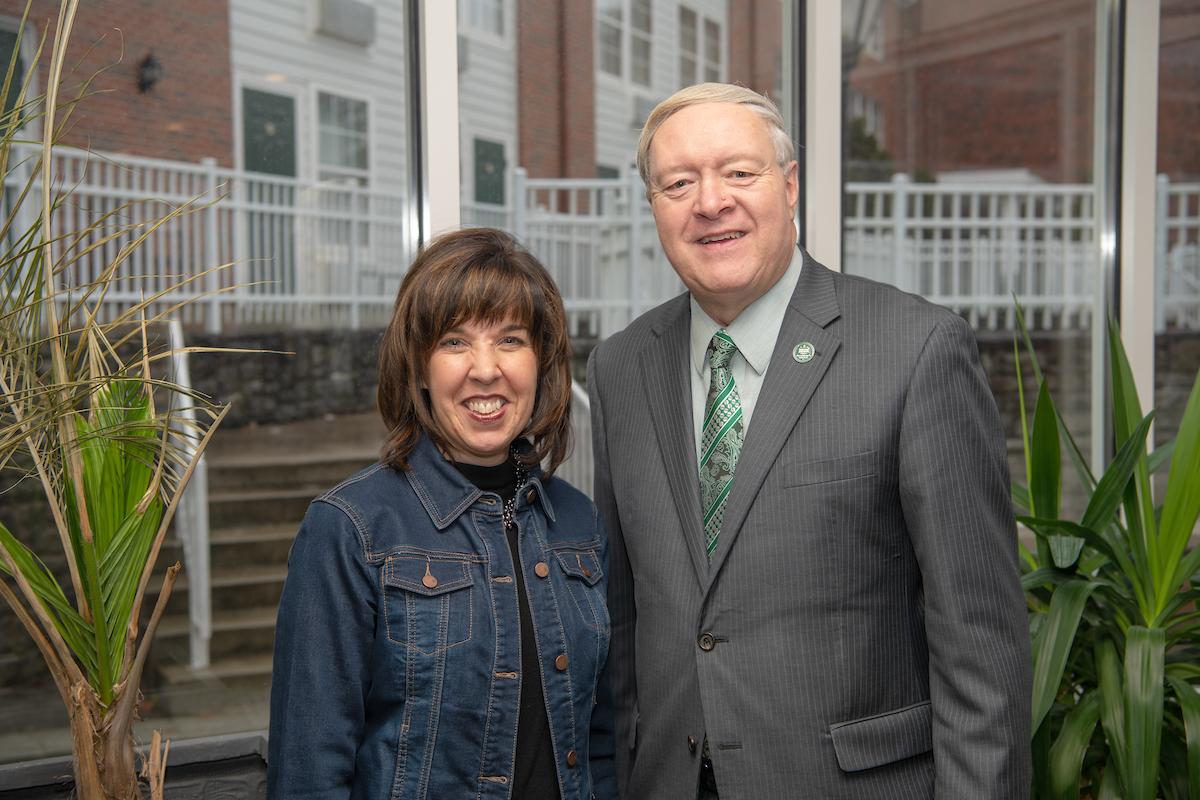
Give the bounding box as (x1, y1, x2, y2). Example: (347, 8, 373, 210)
(168, 320, 211, 670)
(350, 190, 362, 329)
(892, 174, 909, 292)
(514, 167, 528, 242)
(203, 157, 221, 334)
(627, 167, 643, 335)
(1155, 174, 1169, 333)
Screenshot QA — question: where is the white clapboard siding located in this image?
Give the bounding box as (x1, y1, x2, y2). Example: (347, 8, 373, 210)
(595, 0, 729, 173)
(229, 0, 409, 192)
(457, 2, 519, 211)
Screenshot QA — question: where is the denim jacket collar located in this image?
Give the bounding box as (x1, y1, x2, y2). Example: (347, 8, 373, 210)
(403, 433, 556, 529)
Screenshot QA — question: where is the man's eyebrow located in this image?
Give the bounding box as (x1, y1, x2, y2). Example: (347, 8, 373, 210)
(653, 155, 771, 179)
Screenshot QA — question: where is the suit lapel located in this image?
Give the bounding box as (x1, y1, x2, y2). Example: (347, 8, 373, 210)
(639, 296, 710, 586)
(706, 256, 843, 582)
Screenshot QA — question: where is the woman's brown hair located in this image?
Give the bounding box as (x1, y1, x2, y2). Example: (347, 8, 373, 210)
(377, 227, 573, 476)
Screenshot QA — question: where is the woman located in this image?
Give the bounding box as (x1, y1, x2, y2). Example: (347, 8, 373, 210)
(268, 228, 616, 800)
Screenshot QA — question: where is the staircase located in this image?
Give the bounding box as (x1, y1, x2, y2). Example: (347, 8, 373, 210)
(144, 413, 386, 715)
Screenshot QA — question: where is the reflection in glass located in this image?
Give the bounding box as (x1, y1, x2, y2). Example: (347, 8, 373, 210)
(840, 0, 1103, 511)
(1154, 1, 1200, 447)
(0, 0, 414, 765)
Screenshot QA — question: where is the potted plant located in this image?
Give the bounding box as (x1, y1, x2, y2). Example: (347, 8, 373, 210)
(1014, 305, 1200, 798)
(1, 3, 233, 796)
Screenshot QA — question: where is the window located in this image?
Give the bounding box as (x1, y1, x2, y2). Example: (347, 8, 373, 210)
(473, 137, 506, 205)
(242, 87, 297, 177)
(679, 7, 698, 86)
(598, 0, 624, 77)
(631, 0, 653, 86)
(679, 8, 722, 87)
(0, 26, 25, 122)
(318, 91, 369, 186)
(703, 18, 721, 82)
(460, 0, 504, 38)
(598, 0, 652, 86)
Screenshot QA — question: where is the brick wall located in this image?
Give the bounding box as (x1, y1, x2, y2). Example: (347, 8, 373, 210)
(0, 0, 234, 166)
(727, 0, 784, 100)
(517, 0, 595, 179)
(849, 0, 1200, 183)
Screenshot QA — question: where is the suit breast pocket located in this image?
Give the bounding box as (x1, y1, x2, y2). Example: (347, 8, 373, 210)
(782, 450, 877, 487)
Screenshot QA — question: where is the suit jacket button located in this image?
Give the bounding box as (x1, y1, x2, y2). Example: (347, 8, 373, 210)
(555, 654, 569, 671)
(698, 632, 715, 651)
(534, 562, 550, 578)
(688, 736, 697, 753)
(566, 749, 578, 767)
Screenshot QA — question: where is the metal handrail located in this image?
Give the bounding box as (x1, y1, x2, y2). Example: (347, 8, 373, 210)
(168, 319, 211, 670)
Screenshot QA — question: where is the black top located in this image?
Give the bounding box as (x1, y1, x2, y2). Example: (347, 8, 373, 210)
(454, 459, 561, 800)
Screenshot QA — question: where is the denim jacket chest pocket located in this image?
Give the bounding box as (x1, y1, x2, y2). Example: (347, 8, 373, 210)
(551, 543, 608, 634)
(382, 551, 476, 655)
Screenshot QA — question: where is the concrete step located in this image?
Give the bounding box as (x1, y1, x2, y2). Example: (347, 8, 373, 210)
(155, 606, 279, 664)
(150, 563, 289, 617)
(205, 451, 376, 493)
(163, 524, 298, 570)
(160, 654, 275, 687)
(208, 486, 322, 528)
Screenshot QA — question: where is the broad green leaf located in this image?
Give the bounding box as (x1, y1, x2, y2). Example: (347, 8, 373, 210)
(1108, 321, 1157, 592)
(1048, 535, 1085, 569)
(1158, 370, 1200, 614)
(1096, 637, 1128, 796)
(1030, 381, 1061, 523)
(0, 521, 97, 673)
(1096, 766, 1123, 800)
(1032, 580, 1096, 734)
(1149, 439, 1175, 475)
(1022, 567, 1074, 593)
(1081, 412, 1155, 533)
(1124, 626, 1165, 800)
(1048, 690, 1102, 800)
(1013, 480, 1031, 514)
(1166, 675, 1200, 799)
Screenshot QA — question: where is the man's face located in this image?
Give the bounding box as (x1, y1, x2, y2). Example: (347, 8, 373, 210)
(647, 102, 799, 325)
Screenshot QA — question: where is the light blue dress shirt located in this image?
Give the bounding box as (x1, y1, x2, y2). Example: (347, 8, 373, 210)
(689, 248, 804, 457)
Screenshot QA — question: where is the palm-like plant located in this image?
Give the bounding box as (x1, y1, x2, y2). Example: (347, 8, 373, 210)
(1, 3, 231, 796)
(1016, 305, 1200, 799)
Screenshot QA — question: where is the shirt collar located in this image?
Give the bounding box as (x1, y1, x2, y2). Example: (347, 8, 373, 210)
(690, 247, 804, 377)
(403, 433, 555, 528)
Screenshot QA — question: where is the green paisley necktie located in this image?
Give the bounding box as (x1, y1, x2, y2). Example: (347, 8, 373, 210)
(699, 330, 744, 561)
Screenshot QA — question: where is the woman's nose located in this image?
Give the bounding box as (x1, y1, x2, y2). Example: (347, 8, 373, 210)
(468, 350, 501, 381)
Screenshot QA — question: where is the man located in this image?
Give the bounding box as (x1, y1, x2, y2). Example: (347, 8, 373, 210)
(587, 83, 1031, 799)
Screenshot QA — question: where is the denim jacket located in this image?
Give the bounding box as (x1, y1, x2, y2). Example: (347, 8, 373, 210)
(268, 434, 617, 800)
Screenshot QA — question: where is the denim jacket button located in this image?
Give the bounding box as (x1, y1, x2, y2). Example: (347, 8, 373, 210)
(555, 654, 569, 671)
(525, 488, 537, 504)
(534, 562, 550, 578)
(566, 749, 578, 767)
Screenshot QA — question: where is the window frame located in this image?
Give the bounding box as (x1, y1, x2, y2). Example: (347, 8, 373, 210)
(312, 86, 373, 188)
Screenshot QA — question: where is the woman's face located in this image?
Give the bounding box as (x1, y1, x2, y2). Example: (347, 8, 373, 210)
(426, 317, 539, 466)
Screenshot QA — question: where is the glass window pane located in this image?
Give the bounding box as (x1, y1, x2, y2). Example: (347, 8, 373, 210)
(1154, 1, 1200, 446)
(458, 0, 790, 345)
(632, 36, 652, 85)
(1, 0, 415, 766)
(841, 0, 1104, 513)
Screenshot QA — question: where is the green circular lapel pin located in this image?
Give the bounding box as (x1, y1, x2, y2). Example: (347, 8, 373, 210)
(792, 341, 816, 363)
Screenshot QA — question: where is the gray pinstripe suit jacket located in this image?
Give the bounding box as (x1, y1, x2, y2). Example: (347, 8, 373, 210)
(587, 253, 1031, 799)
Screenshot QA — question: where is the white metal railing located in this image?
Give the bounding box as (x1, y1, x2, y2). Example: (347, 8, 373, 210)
(466, 170, 1200, 335)
(9, 143, 1199, 336)
(7, 143, 413, 333)
(168, 320, 211, 669)
(556, 381, 593, 497)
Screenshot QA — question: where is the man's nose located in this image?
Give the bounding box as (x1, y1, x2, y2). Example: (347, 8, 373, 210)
(693, 176, 732, 218)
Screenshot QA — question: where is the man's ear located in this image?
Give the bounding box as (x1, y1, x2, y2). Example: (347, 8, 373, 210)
(783, 160, 799, 211)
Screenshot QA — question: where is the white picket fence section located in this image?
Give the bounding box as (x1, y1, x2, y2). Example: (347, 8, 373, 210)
(5, 143, 413, 333)
(7, 143, 1199, 336)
